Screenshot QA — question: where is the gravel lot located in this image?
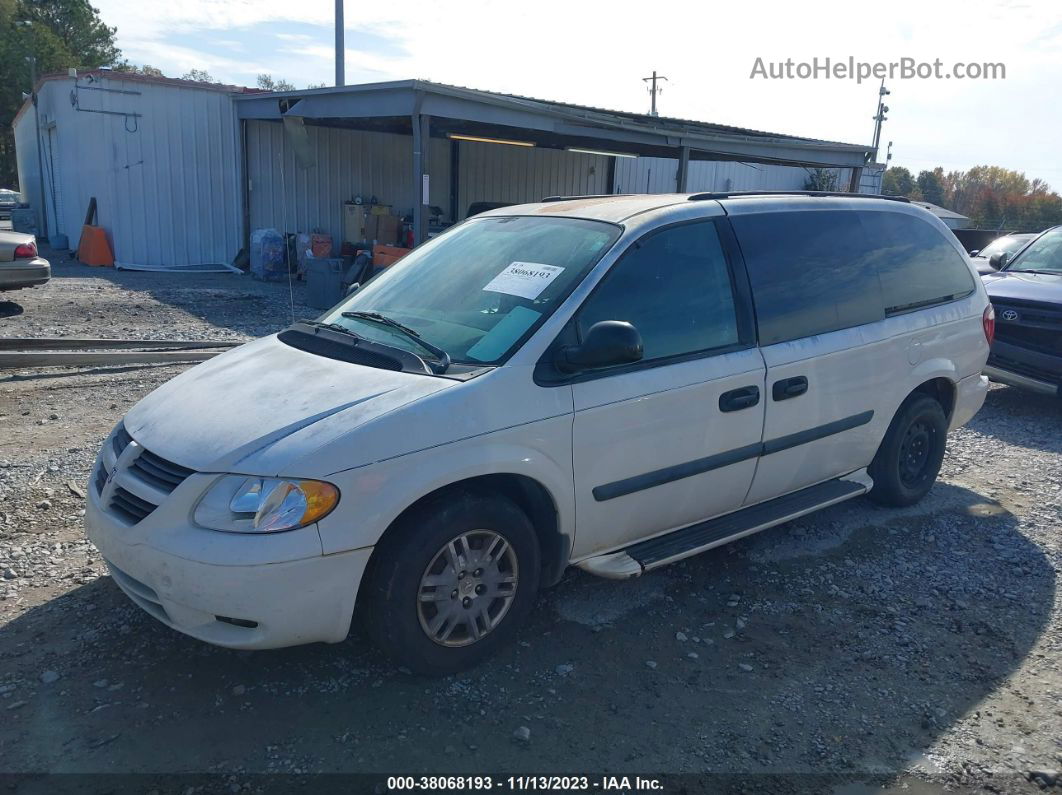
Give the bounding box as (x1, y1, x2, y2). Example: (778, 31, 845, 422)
(1, 252, 1061, 793)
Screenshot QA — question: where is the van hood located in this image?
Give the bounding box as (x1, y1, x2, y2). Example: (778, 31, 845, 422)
(983, 270, 1062, 303)
(123, 335, 455, 474)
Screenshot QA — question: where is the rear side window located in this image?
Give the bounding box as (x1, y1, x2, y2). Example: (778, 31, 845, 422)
(731, 209, 976, 345)
(862, 212, 975, 313)
(576, 221, 741, 362)
(730, 210, 884, 345)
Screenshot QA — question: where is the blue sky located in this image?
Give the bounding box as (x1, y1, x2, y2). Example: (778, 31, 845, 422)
(94, 0, 1062, 185)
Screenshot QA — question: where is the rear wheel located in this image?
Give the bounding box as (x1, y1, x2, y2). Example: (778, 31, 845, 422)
(362, 491, 540, 675)
(868, 394, 948, 507)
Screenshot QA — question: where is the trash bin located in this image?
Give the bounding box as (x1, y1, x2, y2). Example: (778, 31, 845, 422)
(305, 257, 345, 309)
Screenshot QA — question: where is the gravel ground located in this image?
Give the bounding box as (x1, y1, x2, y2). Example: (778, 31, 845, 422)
(1, 252, 1061, 793)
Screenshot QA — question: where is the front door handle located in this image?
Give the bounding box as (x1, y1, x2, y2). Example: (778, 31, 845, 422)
(772, 376, 808, 401)
(719, 385, 760, 413)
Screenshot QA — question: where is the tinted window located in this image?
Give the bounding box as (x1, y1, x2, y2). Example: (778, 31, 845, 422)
(863, 212, 975, 312)
(576, 222, 740, 362)
(731, 210, 884, 345)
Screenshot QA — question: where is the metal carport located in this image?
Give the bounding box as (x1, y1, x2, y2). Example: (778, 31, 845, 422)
(233, 80, 873, 246)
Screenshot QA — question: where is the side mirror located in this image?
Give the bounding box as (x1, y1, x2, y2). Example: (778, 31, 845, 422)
(989, 252, 1009, 270)
(346, 282, 361, 295)
(556, 320, 643, 373)
(968, 249, 980, 257)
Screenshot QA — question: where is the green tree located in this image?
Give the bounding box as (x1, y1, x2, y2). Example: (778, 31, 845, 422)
(881, 166, 915, 196)
(916, 168, 945, 206)
(0, 0, 121, 187)
(256, 73, 295, 91)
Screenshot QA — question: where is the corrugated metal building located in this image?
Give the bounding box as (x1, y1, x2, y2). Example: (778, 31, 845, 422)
(15, 74, 879, 267)
(13, 71, 254, 267)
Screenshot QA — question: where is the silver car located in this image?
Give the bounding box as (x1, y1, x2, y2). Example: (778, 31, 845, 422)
(0, 231, 51, 291)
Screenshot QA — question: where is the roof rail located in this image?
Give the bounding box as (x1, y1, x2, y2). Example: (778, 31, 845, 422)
(540, 194, 633, 202)
(687, 190, 911, 203)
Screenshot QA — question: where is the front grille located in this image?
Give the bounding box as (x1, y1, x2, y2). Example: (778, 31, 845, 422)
(130, 448, 194, 493)
(112, 423, 133, 457)
(94, 463, 108, 495)
(996, 326, 1062, 355)
(110, 486, 158, 524)
(100, 424, 197, 525)
(991, 299, 1062, 356)
(988, 353, 1062, 385)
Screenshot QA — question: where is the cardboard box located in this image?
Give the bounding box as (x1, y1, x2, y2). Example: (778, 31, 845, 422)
(374, 214, 402, 245)
(342, 203, 401, 245)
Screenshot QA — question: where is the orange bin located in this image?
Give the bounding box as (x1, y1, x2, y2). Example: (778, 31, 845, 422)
(372, 244, 410, 268)
(78, 225, 114, 267)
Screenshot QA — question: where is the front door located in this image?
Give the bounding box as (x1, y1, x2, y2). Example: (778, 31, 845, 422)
(565, 219, 766, 558)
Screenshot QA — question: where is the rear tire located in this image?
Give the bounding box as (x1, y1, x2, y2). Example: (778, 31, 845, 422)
(362, 490, 540, 675)
(868, 394, 948, 507)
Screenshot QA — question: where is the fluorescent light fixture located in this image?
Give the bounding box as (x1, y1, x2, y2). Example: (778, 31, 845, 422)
(565, 146, 637, 159)
(448, 133, 535, 147)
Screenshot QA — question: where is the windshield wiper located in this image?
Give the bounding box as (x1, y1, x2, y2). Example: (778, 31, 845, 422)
(1006, 269, 1061, 275)
(342, 311, 451, 372)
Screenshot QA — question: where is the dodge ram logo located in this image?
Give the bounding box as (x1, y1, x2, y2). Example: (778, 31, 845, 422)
(1000, 309, 1019, 321)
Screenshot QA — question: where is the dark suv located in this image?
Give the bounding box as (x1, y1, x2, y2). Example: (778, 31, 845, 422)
(982, 225, 1062, 396)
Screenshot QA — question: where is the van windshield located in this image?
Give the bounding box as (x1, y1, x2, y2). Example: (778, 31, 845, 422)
(320, 216, 621, 367)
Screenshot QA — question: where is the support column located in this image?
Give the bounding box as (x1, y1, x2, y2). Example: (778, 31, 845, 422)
(412, 113, 430, 245)
(848, 166, 864, 194)
(677, 146, 690, 193)
(449, 138, 460, 223)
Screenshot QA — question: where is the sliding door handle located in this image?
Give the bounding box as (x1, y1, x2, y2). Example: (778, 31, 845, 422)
(772, 376, 808, 401)
(719, 385, 760, 413)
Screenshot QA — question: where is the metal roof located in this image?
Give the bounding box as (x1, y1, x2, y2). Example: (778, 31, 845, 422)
(910, 200, 971, 222)
(234, 79, 872, 168)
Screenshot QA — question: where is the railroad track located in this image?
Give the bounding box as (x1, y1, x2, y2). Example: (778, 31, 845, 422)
(0, 337, 239, 369)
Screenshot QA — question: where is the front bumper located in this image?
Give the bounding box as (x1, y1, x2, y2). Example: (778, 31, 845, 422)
(986, 340, 1061, 397)
(0, 257, 50, 290)
(984, 365, 1059, 396)
(86, 471, 371, 650)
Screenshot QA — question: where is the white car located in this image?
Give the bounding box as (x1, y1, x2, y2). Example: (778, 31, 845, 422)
(86, 193, 991, 674)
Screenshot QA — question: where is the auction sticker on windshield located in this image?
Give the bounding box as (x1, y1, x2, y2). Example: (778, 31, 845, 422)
(482, 262, 564, 300)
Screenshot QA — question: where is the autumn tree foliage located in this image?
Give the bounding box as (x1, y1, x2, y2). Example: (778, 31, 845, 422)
(882, 164, 1062, 232)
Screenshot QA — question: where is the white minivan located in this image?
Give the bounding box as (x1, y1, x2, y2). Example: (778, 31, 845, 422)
(86, 193, 992, 674)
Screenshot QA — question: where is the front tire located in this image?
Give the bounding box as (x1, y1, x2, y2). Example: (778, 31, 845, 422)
(362, 491, 540, 675)
(868, 394, 948, 507)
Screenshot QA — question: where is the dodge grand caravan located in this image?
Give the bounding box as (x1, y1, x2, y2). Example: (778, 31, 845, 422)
(86, 193, 991, 674)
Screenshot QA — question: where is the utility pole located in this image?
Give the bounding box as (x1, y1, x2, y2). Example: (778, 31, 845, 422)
(871, 79, 890, 159)
(642, 71, 668, 117)
(334, 0, 345, 86)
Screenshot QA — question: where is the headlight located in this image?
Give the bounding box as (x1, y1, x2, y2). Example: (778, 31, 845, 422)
(194, 475, 340, 533)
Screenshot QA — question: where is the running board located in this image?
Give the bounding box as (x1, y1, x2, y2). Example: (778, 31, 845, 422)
(577, 472, 871, 579)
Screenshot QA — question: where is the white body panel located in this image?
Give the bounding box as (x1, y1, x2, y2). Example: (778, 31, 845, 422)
(746, 297, 988, 504)
(570, 349, 765, 557)
(84, 194, 991, 650)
